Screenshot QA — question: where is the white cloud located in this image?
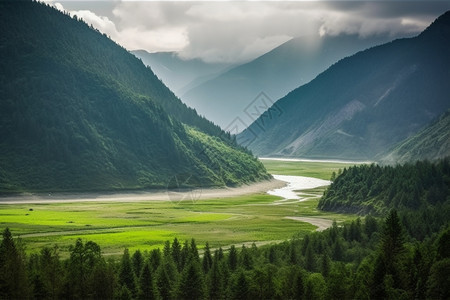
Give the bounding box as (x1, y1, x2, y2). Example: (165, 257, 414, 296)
(119, 26, 188, 52)
(73, 10, 118, 36)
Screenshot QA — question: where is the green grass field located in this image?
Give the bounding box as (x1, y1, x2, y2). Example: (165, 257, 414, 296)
(261, 159, 361, 180)
(0, 160, 358, 257)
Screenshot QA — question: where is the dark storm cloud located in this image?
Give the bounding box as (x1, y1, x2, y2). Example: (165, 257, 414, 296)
(45, 0, 450, 63)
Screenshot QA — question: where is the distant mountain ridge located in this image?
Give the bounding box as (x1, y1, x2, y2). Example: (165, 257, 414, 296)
(238, 11, 450, 162)
(131, 50, 232, 97)
(181, 34, 392, 128)
(380, 110, 450, 164)
(0, 1, 268, 193)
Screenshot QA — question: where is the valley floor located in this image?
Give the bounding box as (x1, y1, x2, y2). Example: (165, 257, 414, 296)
(0, 159, 360, 256)
(0, 178, 285, 205)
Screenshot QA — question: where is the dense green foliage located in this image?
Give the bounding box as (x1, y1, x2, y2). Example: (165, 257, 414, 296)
(0, 1, 268, 193)
(381, 110, 450, 164)
(319, 160, 450, 217)
(239, 11, 450, 161)
(1, 209, 448, 299)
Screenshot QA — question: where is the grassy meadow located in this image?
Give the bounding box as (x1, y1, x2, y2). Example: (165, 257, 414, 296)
(260, 159, 362, 180)
(0, 159, 359, 257)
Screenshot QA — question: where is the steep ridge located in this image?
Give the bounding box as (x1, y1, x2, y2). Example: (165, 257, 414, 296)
(0, 1, 268, 193)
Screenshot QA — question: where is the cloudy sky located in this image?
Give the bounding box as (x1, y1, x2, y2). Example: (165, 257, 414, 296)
(44, 1, 450, 63)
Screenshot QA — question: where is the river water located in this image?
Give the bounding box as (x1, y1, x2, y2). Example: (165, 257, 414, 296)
(267, 174, 330, 200)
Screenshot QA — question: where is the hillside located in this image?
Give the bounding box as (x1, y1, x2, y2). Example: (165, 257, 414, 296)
(182, 34, 391, 128)
(380, 110, 450, 164)
(238, 11, 450, 160)
(0, 1, 268, 193)
(318, 160, 450, 215)
(131, 50, 231, 96)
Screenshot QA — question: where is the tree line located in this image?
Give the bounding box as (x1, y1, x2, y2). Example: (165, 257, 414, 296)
(1, 209, 448, 299)
(319, 159, 449, 215)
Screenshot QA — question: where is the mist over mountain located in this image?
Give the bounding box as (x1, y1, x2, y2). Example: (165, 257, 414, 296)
(380, 110, 450, 164)
(238, 11, 450, 161)
(131, 50, 233, 97)
(0, 1, 268, 193)
(181, 34, 393, 128)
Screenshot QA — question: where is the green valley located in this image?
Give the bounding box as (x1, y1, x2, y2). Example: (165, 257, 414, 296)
(0, 2, 449, 299)
(0, 159, 355, 256)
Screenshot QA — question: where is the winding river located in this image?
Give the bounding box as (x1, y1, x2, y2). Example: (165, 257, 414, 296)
(267, 174, 330, 200)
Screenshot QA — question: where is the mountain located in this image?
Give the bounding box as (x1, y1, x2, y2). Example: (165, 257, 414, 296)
(181, 34, 392, 128)
(131, 50, 232, 97)
(380, 110, 450, 164)
(238, 11, 450, 161)
(0, 1, 268, 193)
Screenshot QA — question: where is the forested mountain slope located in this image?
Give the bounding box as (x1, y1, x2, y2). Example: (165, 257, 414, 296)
(239, 11, 450, 161)
(319, 159, 450, 216)
(0, 1, 268, 193)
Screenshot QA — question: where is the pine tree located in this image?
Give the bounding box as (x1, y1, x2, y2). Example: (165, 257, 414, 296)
(304, 244, 316, 272)
(177, 261, 205, 300)
(331, 238, 344, 261)
(381, 210, 405, 260)
(202, 242, 213, 274)
(436, 227, 450, 260)
(207, 255, 224, 300)
(163, 241, 171, 258)
(330, 171, 336, 182)
(320, 254, 331, 278)
(364, 215, 378, 238)
(228, 245, 238, 271)
(371, 210, 407, 298)
(231, 270, 250, 300)
(148, 249, 161, 272)
(293, 269, 305, 299)
(263, 265, 276, 299)
(0, 228, 29, 299)
(92, 259, 116, 299)
(426, 258, 450, 299)
(180, 240, 189, 270)
(190, 238, 200, 262)
(327, 263, 350, 299)
(371, 254, 387, 299)
(156, 265, 172, 300)
(217, 247, 224, 261)
(119, 248, 136, 296)
(138, 263, 158, 300)
(39, 245, 62, 299)
(268, 247, 276, 264)
(240, 245, 253, 270)
(67, 239, 102, 299)
(118, 285, 132, 300)
(171, 238, 182, 272)
(305, 273, 326, 300)
(289, 242, 298, 264)
(132, 250, 144, 278)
